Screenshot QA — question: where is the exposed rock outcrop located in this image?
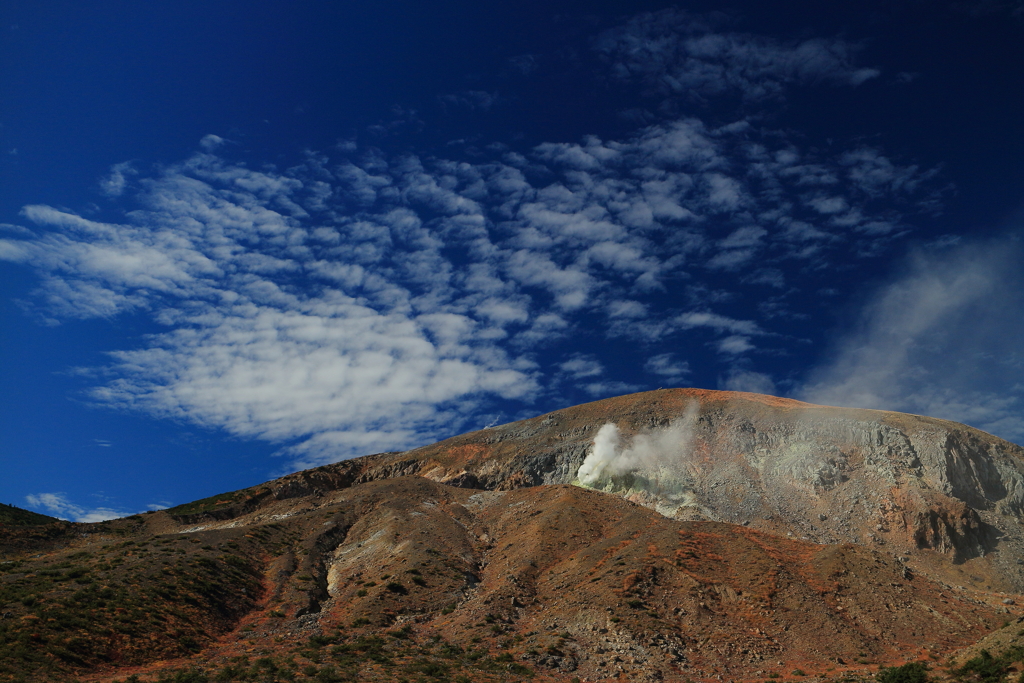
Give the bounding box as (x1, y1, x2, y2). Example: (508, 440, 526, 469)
(10, 388, 1024, 683)
(315, 389, 1024, 591)
(166, 388, 1024, 591)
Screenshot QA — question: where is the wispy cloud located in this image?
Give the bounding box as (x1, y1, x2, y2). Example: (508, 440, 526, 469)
(559, 354, 605, 379)
(0, 116, 942, 464)
(721, 368, 777, 394)
(438, 90, 502, 112)
(595, 9, 879, 103)
(25, 493, 130, 523)
(581, 380, 644, 398)
(99, 162, 136, 198)
(644, 353, 690, 380)
(799, 235, 1024, 443)
(0, 13, 952, 466)
(676, 311, 762, 336)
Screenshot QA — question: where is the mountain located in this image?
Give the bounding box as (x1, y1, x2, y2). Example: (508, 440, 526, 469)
(309, 388, 1024, 593)
(0, 504, 56, 528)
(2, 388, 1023, 683)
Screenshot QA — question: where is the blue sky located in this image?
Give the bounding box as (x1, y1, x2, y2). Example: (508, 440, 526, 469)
(1, 1, 1022, 522)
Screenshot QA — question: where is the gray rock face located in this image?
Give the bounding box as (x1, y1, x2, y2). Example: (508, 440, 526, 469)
(192, 389, 1024, 592)
(368, 389, 1024, 591)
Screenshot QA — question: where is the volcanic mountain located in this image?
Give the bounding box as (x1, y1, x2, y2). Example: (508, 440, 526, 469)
(3, 388, 1024, 683)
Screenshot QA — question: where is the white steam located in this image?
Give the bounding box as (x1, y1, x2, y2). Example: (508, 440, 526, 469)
(576, 402, 700, 486)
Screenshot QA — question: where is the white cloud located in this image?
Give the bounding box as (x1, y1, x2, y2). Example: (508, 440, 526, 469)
(0, 222, 35, 236)
(717, 335, 755, 355)
(607, 299, 647, 319)
(644, 353, 690, 378)
(0, 50, 946, 467)
(799, 235, 1024, 444)
(721, 368, 776, 395)
(743, 268, 785, 289)
(25, 493, 130, 523)
(676, 311, 762, 336)
(100, 162, 136, 198)
(199, 134, 225, 151)
(559, 354, 604, 379)
(93, 302, 535, 449)
(582, 380, 643, 398)
(2, 153, 544, 464)
(807, 195, 848, 214)
(706, 248, 756, 270)
(719, 225, 767, 248)
(595, 9, 879, 103)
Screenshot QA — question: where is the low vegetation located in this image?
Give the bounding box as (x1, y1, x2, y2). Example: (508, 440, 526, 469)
(166, 488, 271, 518)
(107, 630, 534, 683)
(0, 504, 55, 528)
(951, 647, 1024, 683)
(0, 527, 276, 682)
(877, 662, 930, 683)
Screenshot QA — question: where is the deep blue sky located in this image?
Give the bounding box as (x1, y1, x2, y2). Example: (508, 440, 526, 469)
(2, 1, 1022, 521)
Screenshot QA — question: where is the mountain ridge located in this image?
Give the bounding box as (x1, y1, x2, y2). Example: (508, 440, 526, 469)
(166, 388, 1024, 590)
(0, 503, 58, 528)
(4, 388, 1024, 682)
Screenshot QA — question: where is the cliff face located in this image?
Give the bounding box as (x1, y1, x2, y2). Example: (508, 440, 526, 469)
(260, 389, 1024, 592)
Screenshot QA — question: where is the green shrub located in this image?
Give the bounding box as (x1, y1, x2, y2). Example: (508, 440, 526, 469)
(878, 662, 930, 683)
(389, 624, 413, 639)
(156, 667, 209, 683)
(309, 634, 335, 648)
(506, 662, 534, 677)
(406, 659, 449, 678)
(315, 665, 346, 682)
(952, 648, 1024, 683)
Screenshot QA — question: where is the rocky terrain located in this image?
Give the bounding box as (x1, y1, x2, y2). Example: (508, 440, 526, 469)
(310, 389, 1024, 594)
(3, 388, 1024, 682)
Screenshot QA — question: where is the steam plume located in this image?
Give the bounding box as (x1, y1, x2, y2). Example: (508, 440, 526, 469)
(576, 402, 699, 486)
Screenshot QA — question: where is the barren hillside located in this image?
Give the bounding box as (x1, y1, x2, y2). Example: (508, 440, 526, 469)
(3, 389, 1024, 682)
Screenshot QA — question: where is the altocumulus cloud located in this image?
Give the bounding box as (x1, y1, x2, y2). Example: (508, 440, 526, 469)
(0, 14, 950, 467)
(595, 8, 880, 103)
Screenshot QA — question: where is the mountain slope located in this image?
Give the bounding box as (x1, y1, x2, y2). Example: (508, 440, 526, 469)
(0, 504, 56, 528)
(4, 477, 1012, 682)
(189, 389, 1024, 592)
(3, 388, 1024, 682)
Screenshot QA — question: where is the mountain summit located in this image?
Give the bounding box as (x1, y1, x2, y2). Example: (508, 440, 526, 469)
(3, 389, 1024, 682)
